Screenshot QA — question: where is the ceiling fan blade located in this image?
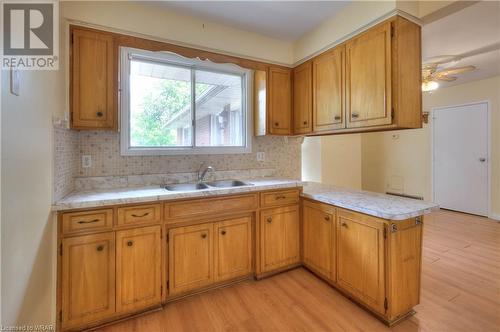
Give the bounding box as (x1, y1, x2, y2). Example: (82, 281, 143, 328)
(423, 55, 460, 66)
(436, 76, 457, 82)
(435, 65, 476, 76)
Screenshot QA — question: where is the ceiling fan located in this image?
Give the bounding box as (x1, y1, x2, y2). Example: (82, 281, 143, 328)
(422, 55, 476, 92)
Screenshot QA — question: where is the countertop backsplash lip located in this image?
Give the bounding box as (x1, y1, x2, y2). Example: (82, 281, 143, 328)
(74, 168, 278, 191)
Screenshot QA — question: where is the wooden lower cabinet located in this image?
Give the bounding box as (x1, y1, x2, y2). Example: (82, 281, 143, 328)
(336, 209, 386, 315)
(214, 216, 252, 282)
(61, 232, 115, 330)
(386, 217, 423, 321)
(116, 226, 162, 313)
(260, 205, 300, 273)
(168, 223, 214, 296)
(302, 200, 336, 281)
(169, 216, 253, 296)
(58, 192, 424, 329)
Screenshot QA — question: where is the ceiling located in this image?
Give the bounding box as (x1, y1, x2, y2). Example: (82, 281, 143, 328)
(422, 1, 500, 88)
(151, 1, 350, 41)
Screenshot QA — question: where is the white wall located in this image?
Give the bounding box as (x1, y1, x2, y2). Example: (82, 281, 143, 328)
(1, 66, 61, 325)
(361, 76, 500, 218)
(302, 135, 362, 189)
(293, 1, 397, 63)
(61, 1, 293, 63)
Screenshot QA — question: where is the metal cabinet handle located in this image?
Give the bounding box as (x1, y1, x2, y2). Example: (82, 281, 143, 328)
(303, 121, 308, 125)
(77, 219, 100, 224)
(201, 233, 207, 239)
(334, 115, 341, 120)
(267, 217, 272, 223)
(341, 222, 348, 228)
(127, 241, 133, 247)
(221, 230, 226, 235)
(479, 158, 486, 162)
(275, 195, 286, 200)
(274, 122, 279, 127)
(324, 215, 330, 221)
(96, 111, 104, 117)
(96, 245, 104, 251)
(131, 212, 150, 218)
(351, 112, 359, 119)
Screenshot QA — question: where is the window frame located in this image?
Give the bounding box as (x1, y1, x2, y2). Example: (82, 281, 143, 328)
(119, 47, 253, 156)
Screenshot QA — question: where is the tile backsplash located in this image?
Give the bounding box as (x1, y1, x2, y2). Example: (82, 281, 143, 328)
(54, 129, 303, 198)
(78, 131, 302, 178)
(53, 126, 80, 201)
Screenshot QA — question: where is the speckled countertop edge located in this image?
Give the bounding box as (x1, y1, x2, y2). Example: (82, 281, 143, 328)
(53, 179, 439, 221)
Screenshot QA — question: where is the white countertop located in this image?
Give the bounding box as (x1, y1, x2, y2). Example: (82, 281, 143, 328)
(302, 182, 439, 220)
(53, 179, 439, 220)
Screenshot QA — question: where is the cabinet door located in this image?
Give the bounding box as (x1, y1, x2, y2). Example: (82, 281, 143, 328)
(303, 201, 335, 281)
(169, 223, 214, 295)
(268, 67, 292, 135)
(313, 46, 345, 132)
(260, 206, 300, 272)
(337, 209, 386, 314)
(346, 22, 392, 128)
(116, 226, 162, 313)
(71, 27, 116, 129)
(293, 62, 312, 134)
(214, 216, 252, 282)
(61, 232, 115, 329)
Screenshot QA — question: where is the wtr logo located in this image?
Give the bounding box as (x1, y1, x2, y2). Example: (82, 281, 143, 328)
(2, 1, 58, 69)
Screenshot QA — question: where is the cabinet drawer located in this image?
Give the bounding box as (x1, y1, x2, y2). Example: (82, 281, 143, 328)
(117, 204, 161, 226)
(165, 194, 258, 220)
(61, 209, 113, 235)
(260, 189, 300, 207)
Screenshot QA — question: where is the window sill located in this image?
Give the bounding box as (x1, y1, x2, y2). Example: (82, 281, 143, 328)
(120, 146, 252, 156)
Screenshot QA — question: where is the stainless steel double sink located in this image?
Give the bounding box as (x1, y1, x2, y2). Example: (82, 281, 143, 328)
(164, 180, 252, 192)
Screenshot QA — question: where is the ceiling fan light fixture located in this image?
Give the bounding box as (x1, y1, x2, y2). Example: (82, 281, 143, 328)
(422, 81, 439, 92)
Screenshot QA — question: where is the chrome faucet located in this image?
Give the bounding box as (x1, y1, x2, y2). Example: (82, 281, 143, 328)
(197, 163, 215, 183)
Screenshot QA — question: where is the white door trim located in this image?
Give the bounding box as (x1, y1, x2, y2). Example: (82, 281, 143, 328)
(430, 100, 492, 218)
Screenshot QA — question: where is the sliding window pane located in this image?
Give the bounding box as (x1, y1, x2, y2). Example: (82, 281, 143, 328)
(194, 70, 244, 147)
(129, 59, 192, 147)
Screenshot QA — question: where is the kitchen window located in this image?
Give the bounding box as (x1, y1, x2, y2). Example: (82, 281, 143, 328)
(120, 47, 252, 155)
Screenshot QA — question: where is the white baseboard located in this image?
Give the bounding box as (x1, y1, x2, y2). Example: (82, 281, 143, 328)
(488, 213, 500, 221)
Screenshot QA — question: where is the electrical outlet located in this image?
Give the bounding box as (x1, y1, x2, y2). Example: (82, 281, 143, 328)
(82, 155, 92, 168)
(256, 152, 265, 162)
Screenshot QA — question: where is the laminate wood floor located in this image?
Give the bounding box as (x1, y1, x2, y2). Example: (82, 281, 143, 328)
(97, 210, 500, 332)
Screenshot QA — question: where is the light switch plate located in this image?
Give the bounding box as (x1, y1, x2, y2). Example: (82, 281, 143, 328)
(10, 68, 20, 96)
(256, 152, 265, 162)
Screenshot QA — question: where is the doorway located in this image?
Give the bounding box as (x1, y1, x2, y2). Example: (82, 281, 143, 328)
(432, 102, 490, 216)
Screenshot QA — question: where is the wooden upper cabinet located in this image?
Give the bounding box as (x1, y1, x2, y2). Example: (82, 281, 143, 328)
(346, 21, 392, 128)
(302, 200, 336, 281)
(61, 232, 115, 329)
(260, 205, 300, 272)
(336, 209, 386, 314)
(168, 223, 214, 295)
(214, 216, 252, 282)
(293, 61, 312, 134)
(268, 67, 292, 135)
(71, 27, 117, 130)
(116, 226, 162, 313)
(313, 45, 345, 132)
